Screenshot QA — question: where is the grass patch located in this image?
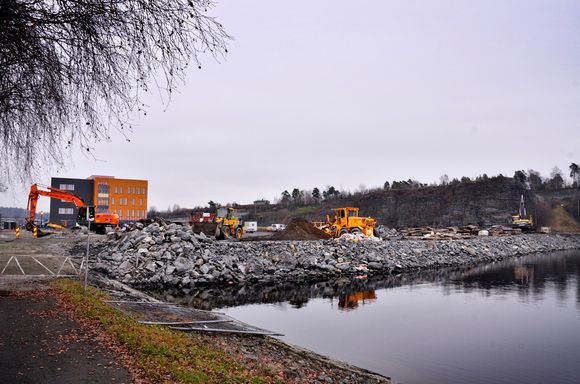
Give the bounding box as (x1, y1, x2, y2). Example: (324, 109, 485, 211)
(54, 279, 280, 384)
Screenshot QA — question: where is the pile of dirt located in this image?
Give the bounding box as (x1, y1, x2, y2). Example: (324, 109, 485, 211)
(270, 218, 332, 241)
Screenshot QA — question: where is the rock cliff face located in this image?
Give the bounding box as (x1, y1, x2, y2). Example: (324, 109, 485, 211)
(250, 177, 534, 228)
(348, 178, 533, 228)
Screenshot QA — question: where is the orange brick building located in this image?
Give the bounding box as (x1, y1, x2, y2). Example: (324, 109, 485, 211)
(88, 175, 148, 221)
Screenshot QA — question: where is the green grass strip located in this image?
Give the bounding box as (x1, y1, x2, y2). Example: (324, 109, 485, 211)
(55, 279, 276, 384)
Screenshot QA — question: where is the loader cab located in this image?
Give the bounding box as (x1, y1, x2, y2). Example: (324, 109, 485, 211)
(216, 207, 236, 221)
(334, 207, 359, 225)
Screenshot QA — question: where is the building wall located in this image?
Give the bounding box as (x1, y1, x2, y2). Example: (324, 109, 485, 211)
(49, 178, 94, 227)
(91, 177, 148, 221)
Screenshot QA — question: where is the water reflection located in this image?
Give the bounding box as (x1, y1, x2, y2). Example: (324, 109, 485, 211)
(335, 290, 377, 311)
(153, 250, 580, 314)
(152, 268, 467, 311)
(443, 251, 580, 308)
(154, 250, 580, 384)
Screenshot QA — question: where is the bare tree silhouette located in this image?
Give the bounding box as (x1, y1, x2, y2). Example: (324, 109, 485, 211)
(0, 0, 230, 180)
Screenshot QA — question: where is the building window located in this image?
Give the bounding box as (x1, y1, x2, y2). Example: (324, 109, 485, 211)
(59, 184, 75, 191)
(132, 198, 135, 206)
(137, 187, 140, 194)
(111, 197, 115, 205)
(132, 209, 135, 217)
(58, 208, 74, 215)
(143, 188, 146, 195)
(97, 183, 109, 197)
(114, 186, 118, 194)
(142, 210, 146, 218)
(119, 186, 123, 194)
(139, 198, 143, 206)
(119, 209, 122, 217)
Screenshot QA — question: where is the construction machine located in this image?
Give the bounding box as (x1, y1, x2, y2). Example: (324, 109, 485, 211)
(511, 194, 534, 231)
(316, 207, 377, 238)
(191, 207, 244, 240)
(25, 184, 119, 235)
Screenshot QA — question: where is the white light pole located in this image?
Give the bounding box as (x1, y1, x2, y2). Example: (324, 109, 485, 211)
(84, 208, 93, 293)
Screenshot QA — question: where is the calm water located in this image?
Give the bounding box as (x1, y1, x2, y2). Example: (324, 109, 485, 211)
(212, 251, 580, 384)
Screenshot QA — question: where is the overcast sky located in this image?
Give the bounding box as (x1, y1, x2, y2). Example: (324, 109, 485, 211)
(2, 0, 580, 213)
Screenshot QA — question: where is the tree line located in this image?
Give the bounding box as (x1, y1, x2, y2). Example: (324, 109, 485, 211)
(275, 163, 579, 207)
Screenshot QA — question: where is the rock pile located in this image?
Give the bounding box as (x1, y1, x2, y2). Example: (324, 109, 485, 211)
(88, 221, 580, 290)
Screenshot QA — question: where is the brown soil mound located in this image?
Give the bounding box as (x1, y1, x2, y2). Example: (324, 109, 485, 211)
(270, 218, 332, 241)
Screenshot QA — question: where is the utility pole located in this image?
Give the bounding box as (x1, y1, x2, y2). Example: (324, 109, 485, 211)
(84, 209, 92, 293)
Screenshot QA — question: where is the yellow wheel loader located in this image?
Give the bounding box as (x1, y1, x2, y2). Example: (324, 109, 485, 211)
(192, 207, 244, 240)
(317, 207, 377, 238)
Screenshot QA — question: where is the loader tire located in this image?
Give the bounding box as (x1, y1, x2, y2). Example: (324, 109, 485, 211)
(235, 227, 243, 239)
(350, 228, 362, 235)
(224, 226, 231, 238)
(338, 229, 348, 237)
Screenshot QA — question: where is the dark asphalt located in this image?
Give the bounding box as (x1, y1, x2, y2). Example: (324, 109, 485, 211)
(0, 292, 131, 384)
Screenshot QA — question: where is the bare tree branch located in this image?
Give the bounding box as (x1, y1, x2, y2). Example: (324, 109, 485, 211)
(0, 0, 230, 181)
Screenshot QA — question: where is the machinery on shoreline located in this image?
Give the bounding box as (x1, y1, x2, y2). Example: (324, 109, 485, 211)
(25, 184, 119, 235)
(315, 207, 377, 238)
(191, 207, 244, 240)
(511, 194, 534, 231)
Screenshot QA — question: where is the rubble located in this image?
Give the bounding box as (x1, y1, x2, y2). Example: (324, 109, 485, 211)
(82, 221, 580, 290)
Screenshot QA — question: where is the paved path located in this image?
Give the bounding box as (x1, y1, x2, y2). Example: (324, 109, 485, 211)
(0, 230, 131, 383)
(0, 292, 131, 384)
(0, 231, 81, 278)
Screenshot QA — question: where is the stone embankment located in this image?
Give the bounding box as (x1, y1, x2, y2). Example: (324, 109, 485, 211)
(88, 222, 580, 289)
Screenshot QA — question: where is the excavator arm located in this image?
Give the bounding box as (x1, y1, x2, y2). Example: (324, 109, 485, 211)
(25, 184, 86, 231)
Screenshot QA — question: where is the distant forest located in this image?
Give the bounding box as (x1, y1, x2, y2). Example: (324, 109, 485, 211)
(149, 163, 579, 217)
(0, 206, 26, 218)
(270, 163, 579, 208)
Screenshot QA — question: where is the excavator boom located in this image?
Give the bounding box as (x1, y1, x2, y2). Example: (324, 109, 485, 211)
(26, 184, 86, 230)
(25, 183, 118, 234)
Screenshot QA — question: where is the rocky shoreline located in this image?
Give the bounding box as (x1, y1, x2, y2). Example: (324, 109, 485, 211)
(85, 221, 580, 290)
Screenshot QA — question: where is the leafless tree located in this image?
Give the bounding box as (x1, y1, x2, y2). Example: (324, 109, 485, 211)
(0, 0, 230, 181)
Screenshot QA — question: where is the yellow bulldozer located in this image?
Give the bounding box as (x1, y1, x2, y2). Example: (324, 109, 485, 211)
(315, 207, 377, 238)
(192, 207, 244, 240)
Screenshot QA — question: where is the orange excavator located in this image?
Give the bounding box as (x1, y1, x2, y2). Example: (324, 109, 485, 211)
(25, 184, 119, 235)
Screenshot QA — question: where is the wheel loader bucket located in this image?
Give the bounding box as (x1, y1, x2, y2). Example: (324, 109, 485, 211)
(192, 222, 226, 240)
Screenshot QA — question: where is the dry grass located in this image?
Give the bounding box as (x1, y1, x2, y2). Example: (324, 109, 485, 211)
(549, 206, 580, 233)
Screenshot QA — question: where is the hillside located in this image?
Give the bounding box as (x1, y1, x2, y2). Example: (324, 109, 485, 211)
(241, 177, 534, 229)
(548, 206, 580, 233)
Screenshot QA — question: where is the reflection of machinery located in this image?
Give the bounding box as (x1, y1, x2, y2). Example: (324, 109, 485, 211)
(512, 194, 534, 231)
(25, 184, 119, 235)
(192, 207, 244, 240)
(513, 265, 534, 284)
(316, 207, 377, 238)
(337, 291, 377, 310)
